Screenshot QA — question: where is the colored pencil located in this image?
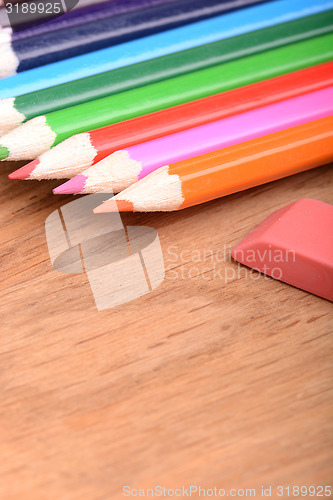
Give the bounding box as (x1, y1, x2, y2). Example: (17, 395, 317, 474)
(0, 0, 330, 96)
(6, 0, 176, 42)
(10, 61, 333, 181)
(3, 0, 255, 76)
(2, 11, 332, 135)
(54, 87, 333, 195)
(94, 116, 333, 213)
(2, 32, 332, 163)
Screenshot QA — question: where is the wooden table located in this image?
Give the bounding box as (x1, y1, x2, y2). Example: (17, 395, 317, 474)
(0, 161, 332, 500)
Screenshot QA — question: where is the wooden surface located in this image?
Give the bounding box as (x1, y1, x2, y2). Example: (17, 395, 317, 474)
(0, 161, 332, 500)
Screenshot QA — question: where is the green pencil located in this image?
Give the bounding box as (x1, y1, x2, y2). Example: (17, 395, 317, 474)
(1, 32, 333, 161)
(1, 10, 333, 135)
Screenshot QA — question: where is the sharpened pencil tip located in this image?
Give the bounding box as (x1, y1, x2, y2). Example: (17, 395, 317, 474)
(0, 145, 10, 161)
(93, 199, 134, 213)
(53, 175, 87, 194)
(8, 159, 39, 179)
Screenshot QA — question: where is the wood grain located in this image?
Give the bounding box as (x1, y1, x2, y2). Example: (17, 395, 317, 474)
(0, 161, 332, 500)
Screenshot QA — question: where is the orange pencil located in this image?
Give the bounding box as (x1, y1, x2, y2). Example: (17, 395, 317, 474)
(94, 115, 333, 213)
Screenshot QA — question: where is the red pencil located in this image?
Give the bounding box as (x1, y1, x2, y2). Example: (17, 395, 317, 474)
(10, 61, 333, 181)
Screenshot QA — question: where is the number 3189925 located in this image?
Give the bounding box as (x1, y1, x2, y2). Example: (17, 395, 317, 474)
(277, 486, 332, 497)
(6, 3, 62, 14)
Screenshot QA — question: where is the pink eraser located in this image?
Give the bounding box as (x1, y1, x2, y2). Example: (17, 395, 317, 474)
(232, 198, 333, 301)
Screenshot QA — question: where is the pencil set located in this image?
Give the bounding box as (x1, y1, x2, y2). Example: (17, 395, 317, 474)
(1, 0, 333, 213)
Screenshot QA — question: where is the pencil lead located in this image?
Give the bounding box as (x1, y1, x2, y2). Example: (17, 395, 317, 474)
(0, 116, 56, 161)
(93, 165, 184, 212)
(55, 150, 141, 194)
(8, 159, 39, 179)
(53, 175, 88, 195)
(8, 133, 98, 179)
(0, 145, 10, 161)
(93, 199, 134, 213)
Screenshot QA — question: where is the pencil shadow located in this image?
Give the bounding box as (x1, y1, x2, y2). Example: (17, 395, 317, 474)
(2, 161, 332, 232)
(1, 160, 85, 217)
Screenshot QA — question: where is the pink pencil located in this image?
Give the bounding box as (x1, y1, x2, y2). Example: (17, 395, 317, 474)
(54, 86, 333, 194)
